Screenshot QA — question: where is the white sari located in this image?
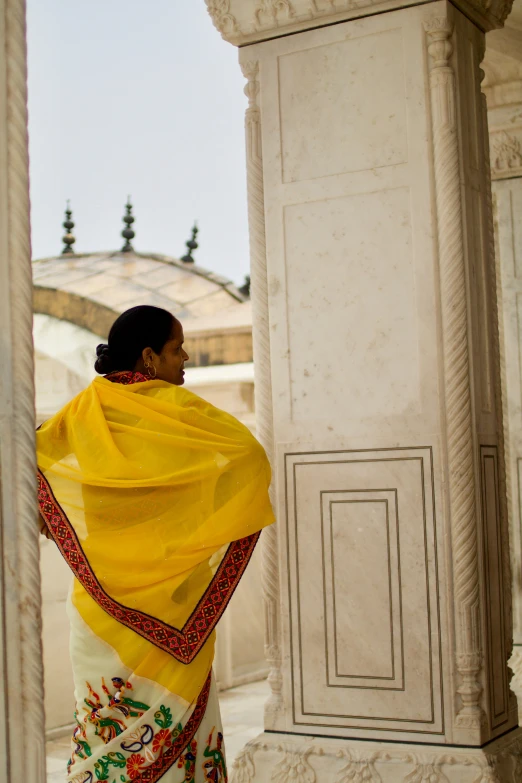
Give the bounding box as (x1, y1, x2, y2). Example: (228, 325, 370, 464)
(67, 597, 227, 783)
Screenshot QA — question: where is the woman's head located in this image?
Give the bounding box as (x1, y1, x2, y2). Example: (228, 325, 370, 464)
(94, 305, 189, 385)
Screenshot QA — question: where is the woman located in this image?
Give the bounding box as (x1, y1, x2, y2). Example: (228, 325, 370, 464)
(37, 305, 274, 783)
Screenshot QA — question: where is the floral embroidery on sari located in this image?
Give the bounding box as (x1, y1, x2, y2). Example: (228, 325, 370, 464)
(69, 672, 212, 783)
(70, 678, 151, 767)
(93, 751, 127, 781)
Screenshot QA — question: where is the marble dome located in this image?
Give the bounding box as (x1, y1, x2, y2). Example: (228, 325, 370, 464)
(32, 249, 250, 335)
(32, 248, 253, 371)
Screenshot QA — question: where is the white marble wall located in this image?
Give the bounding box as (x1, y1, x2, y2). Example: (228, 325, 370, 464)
(219, 0, 522, 778)
(241, 0, 505, 741)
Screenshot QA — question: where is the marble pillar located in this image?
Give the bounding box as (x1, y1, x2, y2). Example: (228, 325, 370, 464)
(0, 0, 46, 781)
(206, 0, 522, 779)
(488, 80, 522, 715)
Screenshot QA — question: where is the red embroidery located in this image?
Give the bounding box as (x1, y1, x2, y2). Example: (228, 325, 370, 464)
(105, 370, 149, 385)
(135, 672, 211, 782)
(38, 471, 259, 664)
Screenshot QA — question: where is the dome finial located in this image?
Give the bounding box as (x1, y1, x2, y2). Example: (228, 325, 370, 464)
(181, 222, 198, 264)
(121, 196, 135, 253)
(239, 275, 251, 298)
(61, 200, 76, 255)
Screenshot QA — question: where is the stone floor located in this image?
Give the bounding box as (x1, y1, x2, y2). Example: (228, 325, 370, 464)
(46, 678, 268, 782)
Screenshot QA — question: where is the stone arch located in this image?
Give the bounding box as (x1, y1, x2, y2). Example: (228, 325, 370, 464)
(33, 285, 117, 339)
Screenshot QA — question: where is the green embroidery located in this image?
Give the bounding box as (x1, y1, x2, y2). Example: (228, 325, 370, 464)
(118, 695, 150, 715)
(93, 715, 125, 739)
(94, 752, 126, 781)
(75, 737, 93, 759)
(71, 710, 93, 762)
(203, 730, 227, 782)
(178, 739, 198, 783)
(154, 704, 173, 729)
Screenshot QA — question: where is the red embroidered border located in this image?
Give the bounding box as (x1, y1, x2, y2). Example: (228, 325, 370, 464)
(38, 471, 259, 664)
(105, 370, 149, 385)
(136, 670, 212, 783)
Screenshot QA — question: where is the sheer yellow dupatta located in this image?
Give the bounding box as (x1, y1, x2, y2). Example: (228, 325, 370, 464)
(36, 372, 274, 704)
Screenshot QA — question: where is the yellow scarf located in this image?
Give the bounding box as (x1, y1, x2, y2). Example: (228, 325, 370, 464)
(37, 371, 274, 705)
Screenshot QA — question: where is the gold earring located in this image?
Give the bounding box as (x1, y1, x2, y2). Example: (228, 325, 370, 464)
(144, 361, 157, 379)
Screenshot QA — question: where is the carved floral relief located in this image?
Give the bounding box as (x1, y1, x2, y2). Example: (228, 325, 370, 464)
(491, 130, 522, 177)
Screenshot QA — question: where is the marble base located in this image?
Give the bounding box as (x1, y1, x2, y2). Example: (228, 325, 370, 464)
(230, 730, 522, 783)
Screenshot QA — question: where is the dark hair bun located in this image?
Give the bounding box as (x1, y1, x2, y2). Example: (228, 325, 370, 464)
(93, 306, 175, 376)
(94, 343, 117, 375)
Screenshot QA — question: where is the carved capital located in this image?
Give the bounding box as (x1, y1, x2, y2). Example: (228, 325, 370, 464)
(206, 0, 515, 46)
(489, 126, 522, 179)
(204, 0, 239, 36)
(425, 18, 453, 70)
(241, 60, 260, 109)
(255, 0, 295, 29)
(487, 92, 522, 180)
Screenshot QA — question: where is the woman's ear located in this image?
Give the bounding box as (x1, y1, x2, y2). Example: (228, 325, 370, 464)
(142, 346, 154, 365)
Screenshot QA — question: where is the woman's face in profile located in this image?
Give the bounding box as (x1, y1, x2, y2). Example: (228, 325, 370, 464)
(151, 318, 189, 385)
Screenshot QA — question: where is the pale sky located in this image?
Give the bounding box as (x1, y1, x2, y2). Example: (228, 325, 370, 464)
(26, 1, 250, 286)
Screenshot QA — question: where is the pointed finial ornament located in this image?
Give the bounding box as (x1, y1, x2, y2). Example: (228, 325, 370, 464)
(61, 201, 76, 255)
(239, 274, 251, 298)
(181, 223, 199, 264)
(121, 197, 135, 253)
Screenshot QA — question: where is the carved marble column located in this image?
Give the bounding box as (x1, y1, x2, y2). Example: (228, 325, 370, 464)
(206, 0, 522, 779)
(0, 0, 46, 781)
(485, 76, 522, 717)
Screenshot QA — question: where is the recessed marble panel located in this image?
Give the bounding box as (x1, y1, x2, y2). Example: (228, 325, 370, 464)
(322, 489, 403, 690)
(284, 186, 419, 423)
(278, 28, 407, 183)
(285, 447, 442, 736)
